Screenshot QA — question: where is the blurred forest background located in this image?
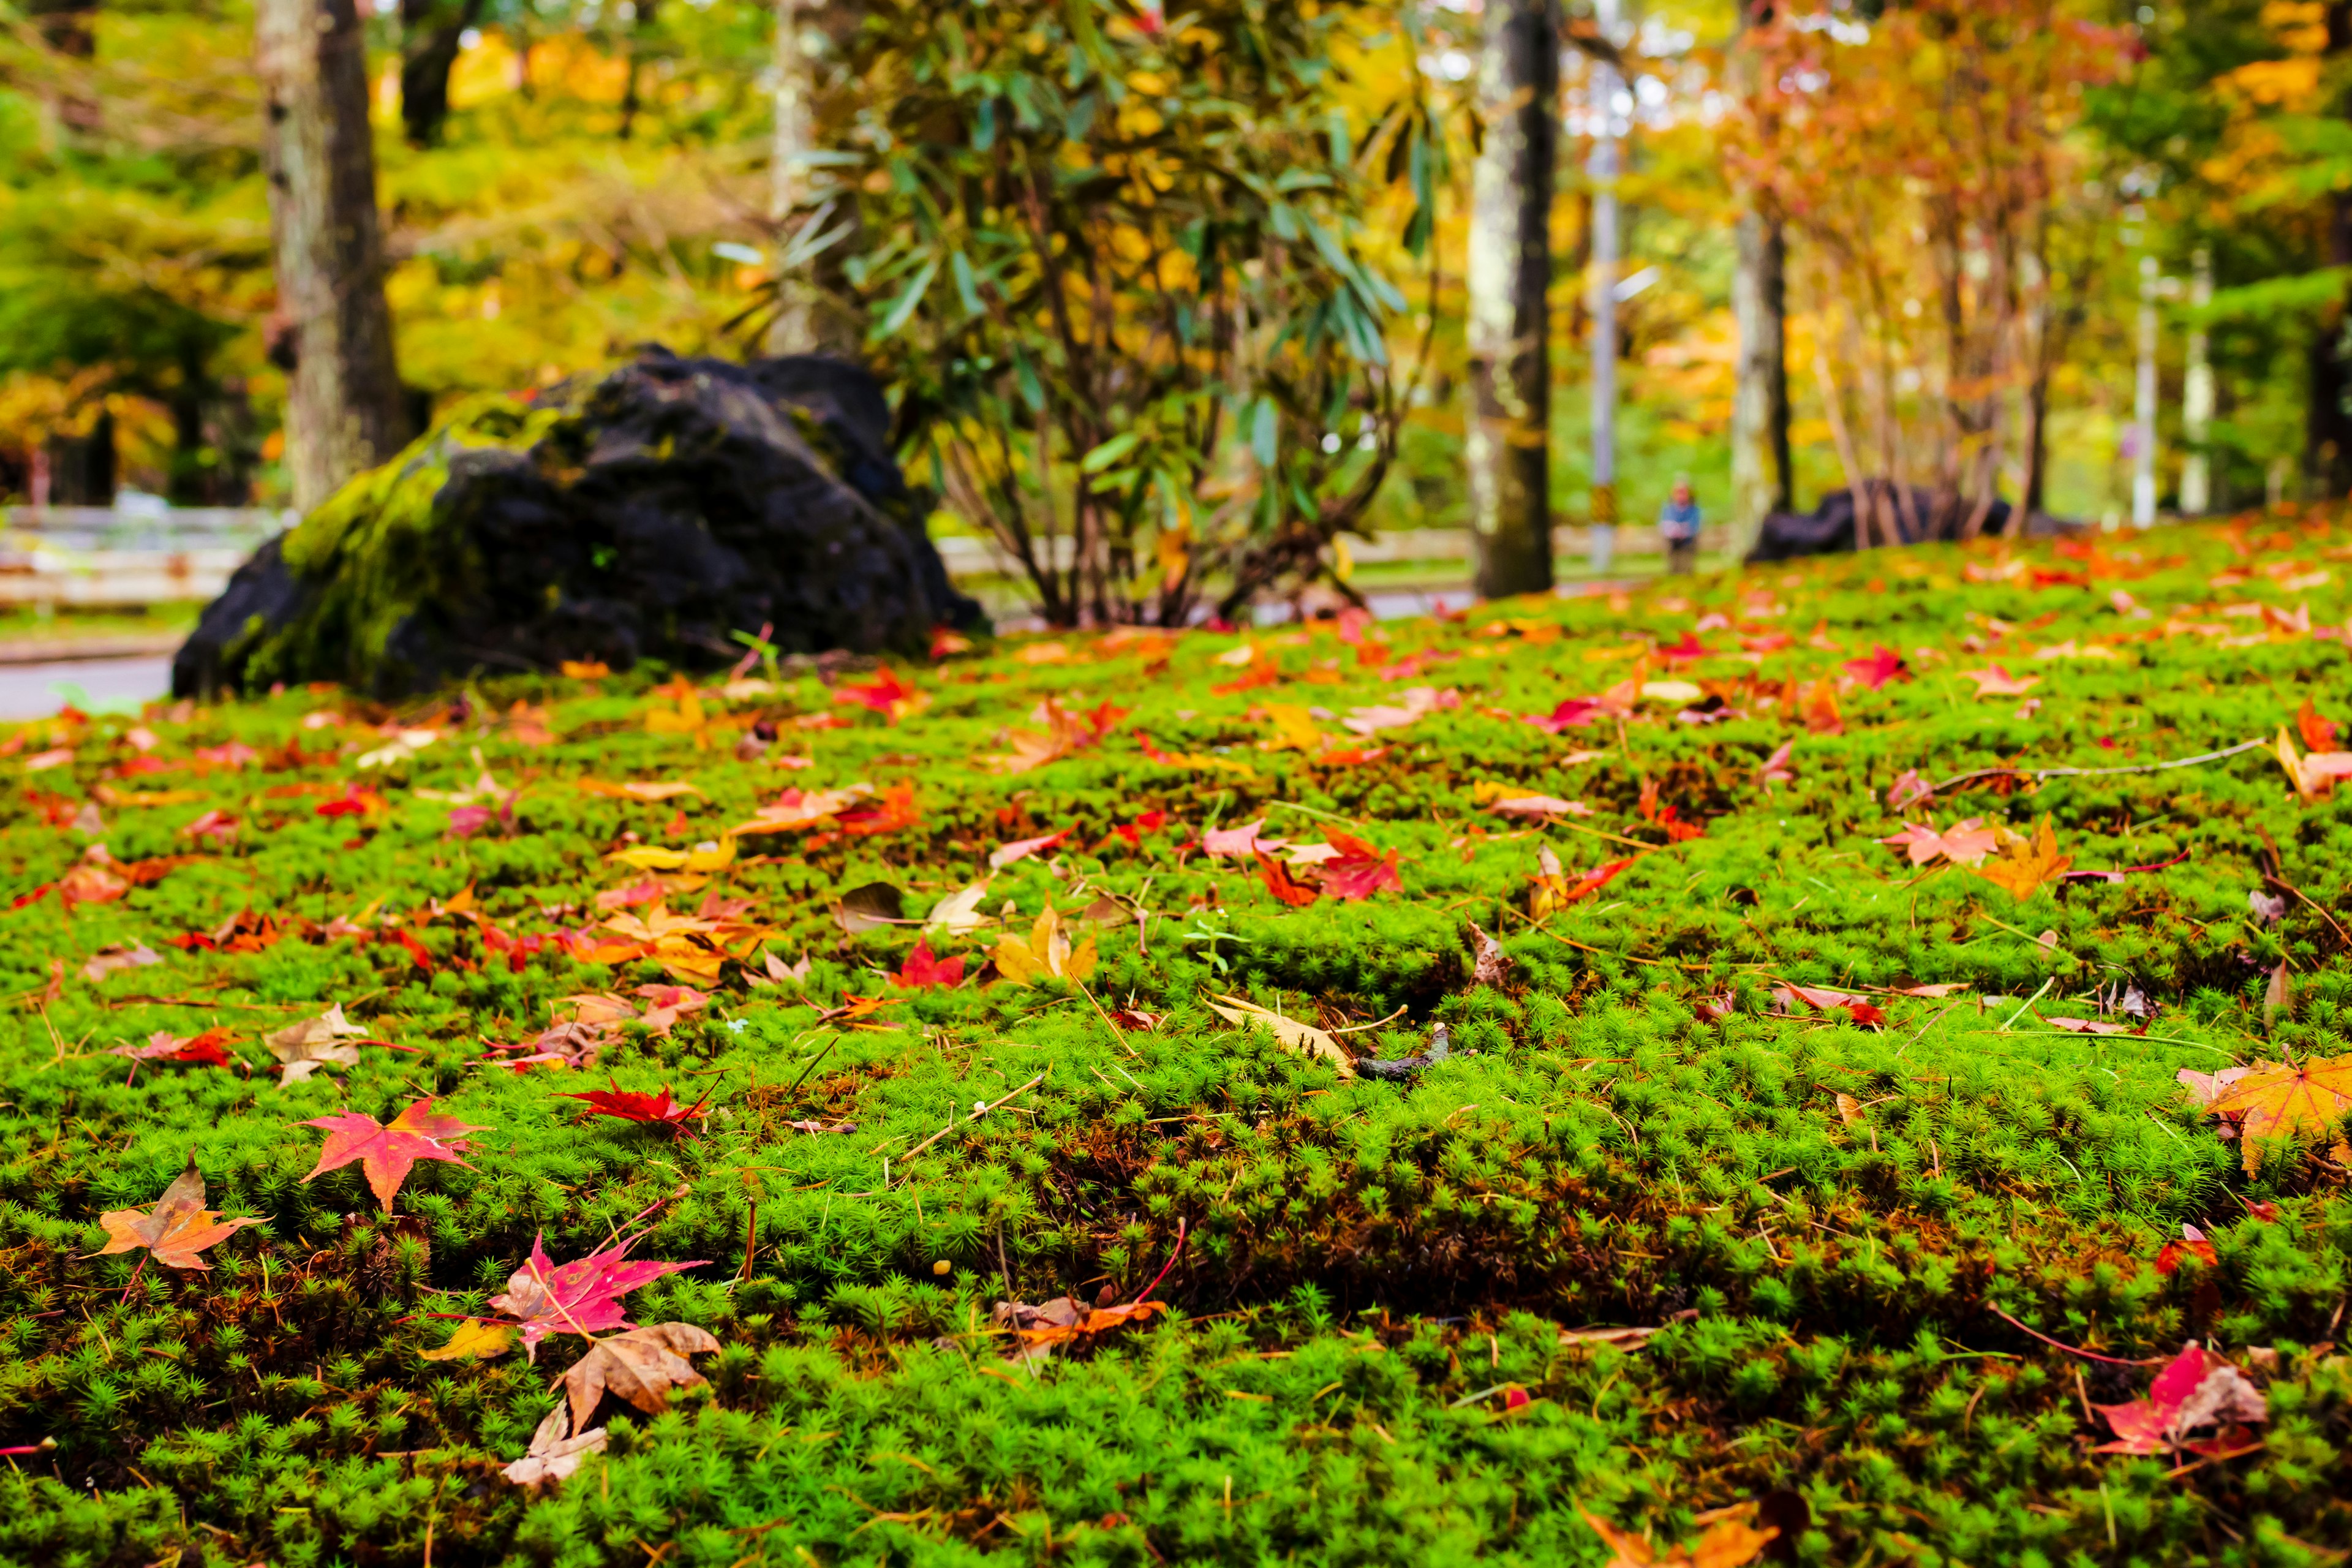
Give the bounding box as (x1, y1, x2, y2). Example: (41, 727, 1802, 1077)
(0, 0, 2345, 580)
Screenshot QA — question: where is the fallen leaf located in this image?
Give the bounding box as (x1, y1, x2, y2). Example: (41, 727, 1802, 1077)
(502, 1401, 607, 1490)
(892, 939, 966, 989)
(832, 666, 924, 721)
(421, 1318, 516, 1361)
(922, 880, 993, 937)
(1321, 830, 1403, 900)
(109, 1027, 235, 1068)
(266, 1004, 372, 1085)
(1256, 848, 1321, 907)
(2045, 1016, 2131, 1036)
(989, 904, 1097, 984)
(89, 1155, 261, 1270)
(300, 1098, 488, 1213)
(987, 698, 1123, 773)
(1469, 921, 1510, 989)
(1529, 848, 1637, 916)
(2204, 1054, 2352, 1174)
(80, 943, 161, 983)
(2298, 698, 2339, 754)
(1879, 818, 2000, 867)
(2094, 1343, 2267, 1455)
(729, 784, 876, 835)
(489, 1230, 709, 1360)
(1487, 794, 1592, 821)
(1843, 644, 1909, 690)
(559, 1322, 720, 1431)
(1206, 993, 1355, 1077)
(1755, 740, 1796, 790)
(1959, 665, 2040, 698)
(557, 1080, 712, 1138)
(989, 830, 1070, 870)
(1577, 1502, 1778, 1568)
(1773, 984, 1887, 1028)
(1204, 818, 1282, 858)
(1975, 815, 2073, 899)
(2274, 726, 2352, 802)
(2154, 1223, 2218, 1276)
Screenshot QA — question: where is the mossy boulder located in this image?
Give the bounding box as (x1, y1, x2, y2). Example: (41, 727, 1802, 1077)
(172, 350, 982, 698)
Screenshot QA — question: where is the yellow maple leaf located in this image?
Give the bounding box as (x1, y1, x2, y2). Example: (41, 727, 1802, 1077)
(2207, 1054, 2352, 1174)
(1577, 1506, 1777, 1568)
(989, 904, 1098, 985)
(1974, 815, 2071, 899)
(421, 1318, 516, 1361)
(1205, 993, 1355, 1077)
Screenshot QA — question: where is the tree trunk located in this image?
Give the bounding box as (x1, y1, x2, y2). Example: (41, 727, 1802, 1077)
(1730, 211, 1790, 551)
(2312, 3, 2352, 498)
(1463, 0, 1556, 600)
(258, 0, 409, 514)
(399, 0, 483, 147)
(764, 0, 864, 355)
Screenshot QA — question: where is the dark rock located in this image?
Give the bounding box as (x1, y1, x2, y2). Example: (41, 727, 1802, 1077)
(1359, 1022, 1451, 1082)
(174, 350, 983, 698)
(1747, 483, 2019, 563)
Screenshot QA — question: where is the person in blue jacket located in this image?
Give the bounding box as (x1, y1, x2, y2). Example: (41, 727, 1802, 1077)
(1659, 475, 1701, 575)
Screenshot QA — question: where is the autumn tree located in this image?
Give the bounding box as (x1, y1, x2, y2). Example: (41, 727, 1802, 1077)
(257, 0, 409, 511)
(1464, 0, 1558, 598)
(1728, 1, 1791, 550)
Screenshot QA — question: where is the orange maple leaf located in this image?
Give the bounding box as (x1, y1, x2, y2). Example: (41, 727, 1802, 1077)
(89, 1155, 262, 1271)
(1577, 1504, 1779, 1568)
(1973, 815, 2071, 899)
(2206, 1055, 2352, 1175)
(300, 1099, 488, 1212)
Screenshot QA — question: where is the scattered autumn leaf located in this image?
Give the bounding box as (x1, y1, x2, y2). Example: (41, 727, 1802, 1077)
(266, 1004, 372, 1084)
(2203, 1054, 2352, 1174)
(1576, 1502, 1778, 1568)
(557, 1080, 712, 1138)
(1975, 816, 2073, 898)
(892, 939, 966, 989)
(2297, 698, 2338, 754)
(503, 1401, 606, 1491)
(559, 1322, 721, 1431)
(1959, 665, 2040, 698)
(1529, 847, 1637, 916)
(89, 1155, 262, 1270)
(2093, 1343, 2267, 1455)
(489, 1229, 709, 1360)
(989, 829, 1069, 870)
(2154, 1223, 2218, 1276)
(300, 1098, 487, 1212)
(421, 1318, 517, 1361)
(80, 942, 161, 982)
(989, 904, 1097, 985)
(1877, 817, 1999, 867)
(1206, 993, 1355, 1077)
(110, 1027, 235, 1068)
(1843, 644, 1909, 690)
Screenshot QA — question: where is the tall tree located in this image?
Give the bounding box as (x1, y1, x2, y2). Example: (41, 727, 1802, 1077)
(1464, 0, 1557, 600)
(257, 0, 409, 512)
(1728, 2, 1790, 552)
(2309, 2, 2352, 497)
(399, 0, 485, 148)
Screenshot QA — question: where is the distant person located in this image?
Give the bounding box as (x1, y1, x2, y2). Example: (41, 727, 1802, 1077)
(1660, 476, 1701, 575)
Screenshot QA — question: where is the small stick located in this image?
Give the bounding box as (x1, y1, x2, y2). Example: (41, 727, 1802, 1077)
(900, 1071, 1047, 1164)
(1983, 1302, 2165, 1366)
(1929, 736, 2265, 796)
(2263, 872, 2352, 951)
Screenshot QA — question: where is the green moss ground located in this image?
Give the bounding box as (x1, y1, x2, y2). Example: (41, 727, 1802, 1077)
(6, 516, 2352, 1566)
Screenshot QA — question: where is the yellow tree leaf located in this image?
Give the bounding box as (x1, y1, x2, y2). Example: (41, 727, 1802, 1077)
(1207, 994, 1355, 1077)
(1974, 815, 2071, 899)
(422, 1318, 516, 1361)
(2206, 1054, 2352, 1174)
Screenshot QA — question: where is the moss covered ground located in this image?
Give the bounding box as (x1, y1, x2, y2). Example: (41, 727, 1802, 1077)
(6, 515, 2352, 1566)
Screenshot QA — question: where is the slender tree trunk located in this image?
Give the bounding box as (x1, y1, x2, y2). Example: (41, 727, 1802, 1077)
(1463, 0, 1557, 600)
(2312, 3, 2352, 497)
(764, 0, 864, 355)
(258, 0, 409, 513)
(399, 0, 484, 147)
(1731, 211, 1790, 548)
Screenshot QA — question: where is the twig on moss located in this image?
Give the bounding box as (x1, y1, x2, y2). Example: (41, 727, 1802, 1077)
(1981, 1302, 2165, 1366)
(2263, 872, 2352, 951)
(1930, 736, 2266, 796)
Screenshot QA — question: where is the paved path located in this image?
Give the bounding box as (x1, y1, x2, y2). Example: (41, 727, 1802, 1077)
(0, 655, 173, 719)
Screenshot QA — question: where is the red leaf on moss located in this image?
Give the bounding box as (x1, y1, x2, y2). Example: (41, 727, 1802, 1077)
(833, 666, 918, 716)
(110, 1027, 235, 1068)
(488, 1229, 707, 1360)
(557, 1080, 711, 1137)
(2154, 1223, 2217, 1275)
(2298, 698, 2339, 754)
(836, 782, 919, 836)
(1321, 831, 1402, 901)
(1843, 645, 1909, 690)
(300, 1098, 487, 1213)
(893, 940, 966, 989)
(2092, 1343, 2266, 1454)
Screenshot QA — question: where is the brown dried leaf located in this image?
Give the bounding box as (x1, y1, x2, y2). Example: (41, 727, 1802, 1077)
(558, 1321, 720, 1431)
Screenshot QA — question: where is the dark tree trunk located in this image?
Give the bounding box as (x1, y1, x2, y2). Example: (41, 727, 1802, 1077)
(258, 0, 410, 513)
(2312, 3, 2352, 499)
(45, 410, 115, 506)
(399, 0, 484, 147)
(1464, 0, 1558, 600)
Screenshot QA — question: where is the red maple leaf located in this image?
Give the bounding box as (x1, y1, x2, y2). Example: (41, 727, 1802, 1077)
(892, 940, 967, 989)
(1526, 697, 1605, 734)
(2154, 1223, 2218, 1275)
(1773, 983, 1888, 1028)
(488, 1229, 707, 1360)
(2093, 1343, 2267, 1455)
(109, 1027, 235, 1068)
(557, 1080, 712, 1137)
(1656, 631, 1709, 665)
(1321, 831, 1402, 902)
(835, 782, 919, 836)
(2298, 698, 2339, 754)
(832, 666, 916, 715)
(300, 1098, 488, 1213)
(1842, 644, 1910, 690)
